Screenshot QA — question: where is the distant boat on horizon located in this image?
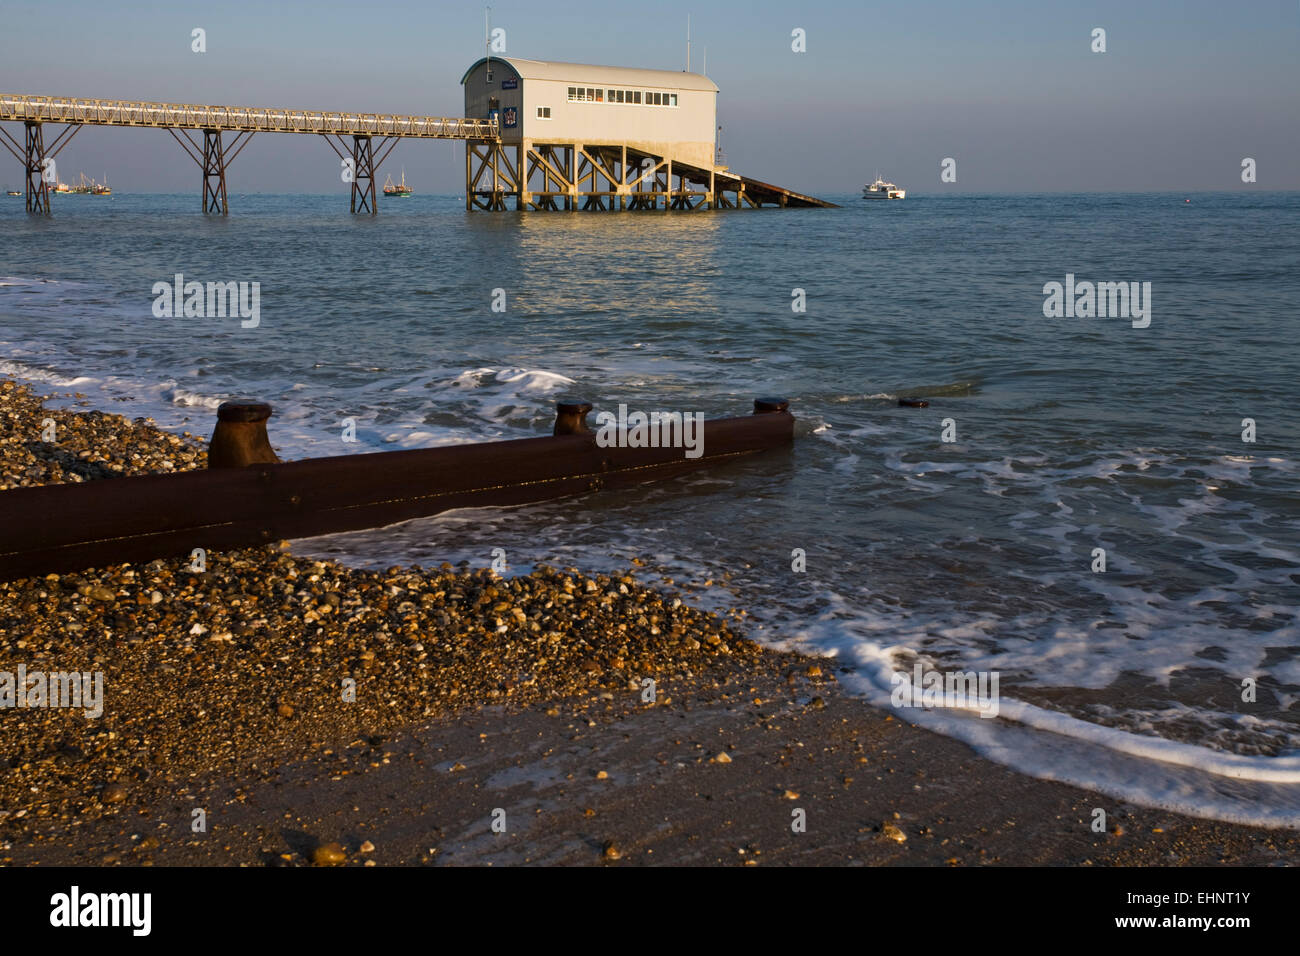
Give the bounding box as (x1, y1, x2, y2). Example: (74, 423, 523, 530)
(383, 169, 413, 197)
(863, 174, 905, 200)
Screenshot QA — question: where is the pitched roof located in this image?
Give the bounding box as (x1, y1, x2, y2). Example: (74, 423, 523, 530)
(461, 57, 718, 92)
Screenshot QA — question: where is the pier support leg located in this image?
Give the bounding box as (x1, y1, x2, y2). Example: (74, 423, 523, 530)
(201, 129, 228, 215)
(24, 122, 49, 216)
(466, 140, 511, 211)
(168, 127, 251, 215)
(565, 146, 574, 211)
(351, 135, 376, 214)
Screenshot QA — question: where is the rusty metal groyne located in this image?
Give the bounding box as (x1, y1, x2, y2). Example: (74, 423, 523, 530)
(0, 397, 792, 581)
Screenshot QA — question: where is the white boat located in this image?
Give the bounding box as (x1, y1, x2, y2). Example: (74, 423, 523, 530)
(862, 175, 905, 200)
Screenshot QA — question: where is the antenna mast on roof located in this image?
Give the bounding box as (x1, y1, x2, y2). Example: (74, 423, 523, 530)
(686, 14, 691, 72)
(485, 7, 491, 77)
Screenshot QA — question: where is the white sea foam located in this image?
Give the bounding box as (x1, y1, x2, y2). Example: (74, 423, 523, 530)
(0, 358, 96, 389)
(163, 386, 223, 409)
(785, 604, 1300, 826)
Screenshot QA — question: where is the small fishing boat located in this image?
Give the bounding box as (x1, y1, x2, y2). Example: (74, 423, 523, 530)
(92, 174, 111, 196)
(383, 169, 413, 197)
(862, 174, 905, 200)
(4, 188, 21, 197)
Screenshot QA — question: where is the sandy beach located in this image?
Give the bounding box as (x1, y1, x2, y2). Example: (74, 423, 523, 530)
(2, 374, 1297, 866)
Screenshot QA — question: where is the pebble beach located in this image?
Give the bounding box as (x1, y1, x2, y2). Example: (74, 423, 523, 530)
(0, 376, 796, 842)
(3, 373, 1299, 866)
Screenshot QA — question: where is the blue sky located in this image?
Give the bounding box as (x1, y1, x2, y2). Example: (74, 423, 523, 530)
(2, 0, 1297, 194)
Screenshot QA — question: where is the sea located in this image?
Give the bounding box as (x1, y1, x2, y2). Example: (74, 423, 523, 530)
(2, 190, 1297, 826)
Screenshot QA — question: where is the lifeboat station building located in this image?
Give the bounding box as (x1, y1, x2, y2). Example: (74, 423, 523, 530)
(460, 56, 832, 211)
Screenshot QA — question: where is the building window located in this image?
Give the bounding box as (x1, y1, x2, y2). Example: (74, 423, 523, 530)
(536, 106, 551, 119)
(562, 85, 678, 106)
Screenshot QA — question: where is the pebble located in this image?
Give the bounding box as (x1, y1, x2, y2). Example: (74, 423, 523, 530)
(881, 823, 907, 843)
(100, 783, 128, 804)
(312, 842, 348, 866)
(715, 751, 732, 764)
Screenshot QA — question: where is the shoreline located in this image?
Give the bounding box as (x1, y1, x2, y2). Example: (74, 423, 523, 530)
(1, 373, 1297, 865)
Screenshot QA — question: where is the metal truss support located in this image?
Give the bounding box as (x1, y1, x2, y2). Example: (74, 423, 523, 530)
(0, 120, 83, 215)
(351, 135, 376, 214)
(165, 127, 254, 214)
(23, 122, 49, 215)
(318, 134, 397, 213)
(202, 129, 228, 214)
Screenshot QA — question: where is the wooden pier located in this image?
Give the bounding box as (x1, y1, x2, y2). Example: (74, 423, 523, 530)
(0, 93, 499, 215)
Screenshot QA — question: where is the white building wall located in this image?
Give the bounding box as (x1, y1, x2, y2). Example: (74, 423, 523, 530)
(464, 59, 718, 169)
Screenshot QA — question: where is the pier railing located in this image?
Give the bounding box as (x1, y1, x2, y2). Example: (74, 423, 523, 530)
(0, 94, 500, 140)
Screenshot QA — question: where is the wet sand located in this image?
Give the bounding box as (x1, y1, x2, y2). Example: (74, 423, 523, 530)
(9, 666, 1300, 867)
